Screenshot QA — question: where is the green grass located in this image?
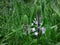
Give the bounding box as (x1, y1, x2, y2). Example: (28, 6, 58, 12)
(0, 0, 60, 45)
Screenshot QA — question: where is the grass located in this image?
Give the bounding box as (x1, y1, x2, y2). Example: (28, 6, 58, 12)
(0, 0, 60, 45)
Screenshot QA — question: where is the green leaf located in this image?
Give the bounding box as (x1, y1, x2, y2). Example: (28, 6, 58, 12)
(23, 15, 28, 24)
(55, 42, 60, 45)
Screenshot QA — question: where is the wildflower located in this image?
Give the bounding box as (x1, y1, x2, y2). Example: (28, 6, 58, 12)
(31, 28, 36, 32)
(35, 21, 38, 25)
(34, 32, 38, 36)
(41, 27, 46, 34)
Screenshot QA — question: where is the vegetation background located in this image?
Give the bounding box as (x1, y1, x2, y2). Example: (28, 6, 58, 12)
(0, 0, 60, 45)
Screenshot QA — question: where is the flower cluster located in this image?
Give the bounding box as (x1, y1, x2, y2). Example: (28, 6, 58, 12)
(31, 18, 46, 36)
(23, 17, 46, 36)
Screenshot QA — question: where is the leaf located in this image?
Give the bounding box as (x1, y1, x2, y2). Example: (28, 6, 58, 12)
(1, 43, 7, 45)
(56, 33, 60, 42)
(51, 3, 60, 17)
(23, 15, 28, 24)
(55, 42, 60, 45)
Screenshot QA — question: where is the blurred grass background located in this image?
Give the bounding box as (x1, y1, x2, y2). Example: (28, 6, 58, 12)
(0, 0, 60, 45)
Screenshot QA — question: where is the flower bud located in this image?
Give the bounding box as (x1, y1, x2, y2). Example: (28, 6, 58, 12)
(34, 32, 38, 36)
(41, 27, 46, 34)
(31, 28, 35, 32)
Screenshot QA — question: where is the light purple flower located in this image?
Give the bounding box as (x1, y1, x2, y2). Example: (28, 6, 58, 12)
(41, 27, 46, 34)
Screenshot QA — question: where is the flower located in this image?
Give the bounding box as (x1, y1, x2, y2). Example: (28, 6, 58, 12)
(41, 27, 46, 34)
(35, 21, 38, 25)
(34, 32, 38, 36)
(31, 28, 36, 32)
